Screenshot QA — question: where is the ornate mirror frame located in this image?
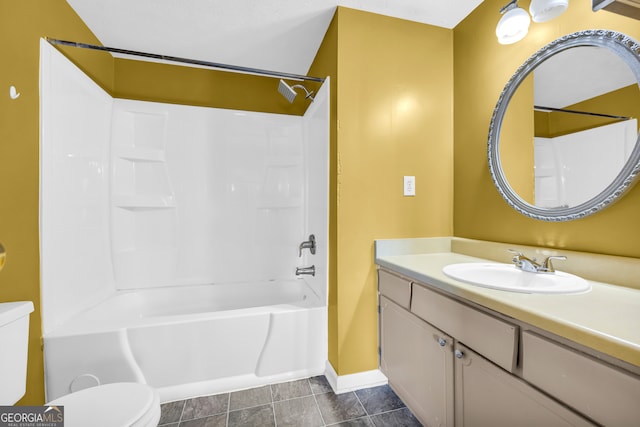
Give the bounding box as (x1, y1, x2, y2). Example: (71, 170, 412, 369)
(488, 30, 640, 221)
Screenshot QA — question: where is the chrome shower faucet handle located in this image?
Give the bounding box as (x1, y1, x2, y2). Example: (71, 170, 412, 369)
(299, 234, 316, 257)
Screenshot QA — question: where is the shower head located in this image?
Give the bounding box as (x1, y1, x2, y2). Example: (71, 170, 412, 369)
(278, 79, 297, 103)
(278, 79, 314, 103)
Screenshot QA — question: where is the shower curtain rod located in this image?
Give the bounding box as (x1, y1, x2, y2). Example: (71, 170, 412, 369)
(534, 105, 631, 121)
(46, 38, 325, 83)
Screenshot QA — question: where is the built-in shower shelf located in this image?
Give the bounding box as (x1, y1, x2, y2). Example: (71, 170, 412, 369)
(113, 194, 176, 209)
(114, 147, 166, 162)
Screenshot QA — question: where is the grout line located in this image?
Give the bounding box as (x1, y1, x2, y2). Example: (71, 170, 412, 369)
(272, 403, 278, 427)
(226, 393, 231, 427)
(179, 399, 186, 423)
(352, 388, 368, 416)
(309, 378, 328, 426)
(270, 384, 278, 427)
(324, 416, 373, 427)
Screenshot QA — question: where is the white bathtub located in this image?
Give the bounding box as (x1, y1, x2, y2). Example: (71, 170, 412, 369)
(43, 280, 327, 402)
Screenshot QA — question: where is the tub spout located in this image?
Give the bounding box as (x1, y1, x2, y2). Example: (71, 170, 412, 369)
(296, 265, 315, 277)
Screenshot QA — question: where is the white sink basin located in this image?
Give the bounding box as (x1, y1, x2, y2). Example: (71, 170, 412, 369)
(442, 263, 591, 294)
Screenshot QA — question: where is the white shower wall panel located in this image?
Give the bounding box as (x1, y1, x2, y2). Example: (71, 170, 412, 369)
(41, 40, 329, 339)
(111, 100, 306, 288)
(39, 40, 115, 334)
(302, 80, 330, 304)
(534, 119, 637, 208)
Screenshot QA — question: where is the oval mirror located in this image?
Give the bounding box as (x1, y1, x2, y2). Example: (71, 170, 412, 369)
(488, 30, 640, 221)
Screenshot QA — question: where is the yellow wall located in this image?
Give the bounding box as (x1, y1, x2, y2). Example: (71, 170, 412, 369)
(310, 8, 453, 375)
(0, 0, 110, 405)
(113, 58, 316, 115)
(454, 0, 640, 257)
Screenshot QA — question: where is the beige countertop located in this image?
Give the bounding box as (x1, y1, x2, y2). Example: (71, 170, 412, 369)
(375, 238, 640, 369)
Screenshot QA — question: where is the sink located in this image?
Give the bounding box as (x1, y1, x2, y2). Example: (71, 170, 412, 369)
(442, 263, 591, 294)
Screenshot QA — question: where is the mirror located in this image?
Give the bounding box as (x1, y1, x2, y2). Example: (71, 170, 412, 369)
(488, 30, 640, 221)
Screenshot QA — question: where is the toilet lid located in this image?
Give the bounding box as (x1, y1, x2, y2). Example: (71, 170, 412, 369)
(47, 383, 160, 427)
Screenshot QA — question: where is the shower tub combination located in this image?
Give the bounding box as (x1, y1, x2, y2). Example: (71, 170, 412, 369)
(44, 281, 326, 402)
(39, 40, 329, 402)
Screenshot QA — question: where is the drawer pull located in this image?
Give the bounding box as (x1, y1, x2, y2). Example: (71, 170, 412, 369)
(438, 338, 447, 347)
(455, 350, 464, 359)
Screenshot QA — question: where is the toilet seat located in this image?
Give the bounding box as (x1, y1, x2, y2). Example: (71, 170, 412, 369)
(47, 383, 160, 427)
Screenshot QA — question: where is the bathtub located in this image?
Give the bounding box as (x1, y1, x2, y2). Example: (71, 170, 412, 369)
(43, 280, 327, 402)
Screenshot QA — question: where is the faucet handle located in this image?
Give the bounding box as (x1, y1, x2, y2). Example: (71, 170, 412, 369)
(507, 248, 522, 259)
(540, 255, 567, 273)
(299, 234, 316, 257)
(508, 249, 536, 262)
(508, 249, 542, 272)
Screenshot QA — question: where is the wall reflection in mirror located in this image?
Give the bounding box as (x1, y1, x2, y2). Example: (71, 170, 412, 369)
(489, 30, 640, 221)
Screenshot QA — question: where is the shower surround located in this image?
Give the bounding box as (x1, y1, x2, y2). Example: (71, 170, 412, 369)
(39, 40, 329, 402)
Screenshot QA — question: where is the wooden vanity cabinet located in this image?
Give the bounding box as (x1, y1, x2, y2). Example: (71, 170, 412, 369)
(379, 270, 455, 427)
(410, 281, 518, 373)
(522, 331, 640, 426)
(454, 343, 594, 427)
(380, 296, 454, 426)
(378, 269, 597, 427)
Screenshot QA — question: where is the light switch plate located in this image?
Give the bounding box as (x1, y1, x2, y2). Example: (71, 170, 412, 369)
(404, 176, 415, 196)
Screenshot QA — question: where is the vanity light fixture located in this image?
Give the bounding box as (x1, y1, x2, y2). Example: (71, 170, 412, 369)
(529, 0, 569, 22)
(496, 0, 531, 45)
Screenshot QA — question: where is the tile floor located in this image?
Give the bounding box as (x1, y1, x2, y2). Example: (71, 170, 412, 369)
(158, 376, 422, 426)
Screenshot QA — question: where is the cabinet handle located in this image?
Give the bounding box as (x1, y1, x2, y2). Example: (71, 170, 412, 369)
(454, 349, 464, 359)
(438, 337, 447, 347)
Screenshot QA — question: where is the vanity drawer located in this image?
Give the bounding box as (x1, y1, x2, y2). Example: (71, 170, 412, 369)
(410, 283, 518, 372)
(378, 269, 411, 309)
(522, 331, 640, 427)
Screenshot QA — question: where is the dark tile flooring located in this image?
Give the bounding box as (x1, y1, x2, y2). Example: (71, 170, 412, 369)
(158, 376, 422, 426)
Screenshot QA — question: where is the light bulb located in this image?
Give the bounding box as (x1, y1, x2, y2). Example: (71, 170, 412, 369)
(496, 6, 531, 45)
(529, 0, 569, 23)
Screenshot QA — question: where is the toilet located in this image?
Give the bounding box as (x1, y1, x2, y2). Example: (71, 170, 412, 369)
(0, 301, 161, 427)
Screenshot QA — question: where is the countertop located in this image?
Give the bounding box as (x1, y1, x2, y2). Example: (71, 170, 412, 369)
(375, 238, 640, 369)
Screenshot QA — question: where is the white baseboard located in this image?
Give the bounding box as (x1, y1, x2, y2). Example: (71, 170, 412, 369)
(324, 360, 388, 394)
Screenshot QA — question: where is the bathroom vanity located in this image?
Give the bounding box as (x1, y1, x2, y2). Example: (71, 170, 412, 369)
(374, 27, 640, 427)
(375, 237, 640, 427)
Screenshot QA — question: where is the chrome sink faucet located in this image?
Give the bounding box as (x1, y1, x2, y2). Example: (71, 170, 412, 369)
(509, 250, 539, 273)
(508, 249, 566, 273)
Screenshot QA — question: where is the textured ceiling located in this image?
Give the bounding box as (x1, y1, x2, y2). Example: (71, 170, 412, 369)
(65, 0, 484, 76)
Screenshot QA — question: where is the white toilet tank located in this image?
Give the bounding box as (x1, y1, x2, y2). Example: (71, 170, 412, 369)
(0, 301, 34, 405)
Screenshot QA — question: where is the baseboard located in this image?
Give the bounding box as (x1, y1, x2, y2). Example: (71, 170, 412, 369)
(324, 361, 388, 394)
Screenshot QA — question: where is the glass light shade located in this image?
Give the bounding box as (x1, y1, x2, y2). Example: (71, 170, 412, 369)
(529, 0, 569, 22)
(496, 7, 531, 45)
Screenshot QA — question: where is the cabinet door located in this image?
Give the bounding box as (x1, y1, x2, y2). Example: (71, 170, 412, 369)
(454, 343, 595, 427)
(522, 331, 640, 427)
(380, 296, 454, 427)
